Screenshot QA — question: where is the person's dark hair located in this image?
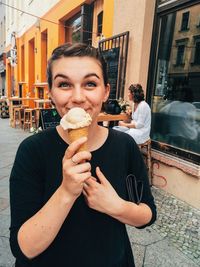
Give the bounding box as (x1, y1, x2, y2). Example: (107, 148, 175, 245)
(129, 84, 144, 103)
(47, 43, 108, 89)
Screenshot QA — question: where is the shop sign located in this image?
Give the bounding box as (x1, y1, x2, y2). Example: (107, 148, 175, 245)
(8, 32, 17, 67)
(0, 60, 5, 73)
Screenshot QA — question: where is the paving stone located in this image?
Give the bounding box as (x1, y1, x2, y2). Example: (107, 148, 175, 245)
(0, 214, 10, 237)
(151, 187, 200, 265)
(0, 198, 9, 212)
(0, 236, 15, 267)
(144, 238, 199, 267)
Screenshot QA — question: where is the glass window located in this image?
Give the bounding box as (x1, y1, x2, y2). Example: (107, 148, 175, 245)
(180, 11, 190, 31)
(176, 44, 185, 65)
(151, 4, 200, 155)
(97, 11, 103, 36)
(65, 14, 81, 43)
(194, 41, 200, 64)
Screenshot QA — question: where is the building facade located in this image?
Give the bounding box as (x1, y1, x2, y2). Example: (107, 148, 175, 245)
(5, 0, 112, 100)
(4, 0, 200, 208)
(0, 1, 6, 96)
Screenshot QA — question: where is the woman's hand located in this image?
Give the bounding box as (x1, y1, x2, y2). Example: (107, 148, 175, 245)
(61, 137, 92, 199)
(118, 120, 128, 127)
(83, 167, 123, 216)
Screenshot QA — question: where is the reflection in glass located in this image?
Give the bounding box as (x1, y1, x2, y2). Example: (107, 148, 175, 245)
(151, 4, 200, 154)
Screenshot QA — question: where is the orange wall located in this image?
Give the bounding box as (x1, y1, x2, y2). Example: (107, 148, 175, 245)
(6, 0, 114, 99)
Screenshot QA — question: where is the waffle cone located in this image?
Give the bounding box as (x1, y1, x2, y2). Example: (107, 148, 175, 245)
(68, 126, 88, 151)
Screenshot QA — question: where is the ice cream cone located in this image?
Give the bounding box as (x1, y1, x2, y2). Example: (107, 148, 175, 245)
(68, 126, 89, 152)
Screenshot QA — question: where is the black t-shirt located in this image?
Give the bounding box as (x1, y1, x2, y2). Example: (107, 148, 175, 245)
(10, 128, 156, 267)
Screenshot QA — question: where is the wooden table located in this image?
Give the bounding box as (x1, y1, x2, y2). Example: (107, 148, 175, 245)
(34, 99, 51, 109)
(8, 97, 38, 127)
(97, 112, 128, 122)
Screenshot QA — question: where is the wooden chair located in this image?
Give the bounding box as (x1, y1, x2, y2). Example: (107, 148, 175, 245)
(138, 139, 152, 185)
(13, 107, 21, 128)
(23, 108, 36, 131)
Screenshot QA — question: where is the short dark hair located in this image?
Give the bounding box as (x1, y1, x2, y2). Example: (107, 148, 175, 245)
(47, 43, 108, 89)
(128, 83, 144, 103)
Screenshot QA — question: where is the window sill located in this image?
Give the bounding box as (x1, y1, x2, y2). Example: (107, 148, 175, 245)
(190, 62, 200, 66)
(179, 28, 189, 32)
(173, 63, 185, 67)
(151, 149, 200, 178)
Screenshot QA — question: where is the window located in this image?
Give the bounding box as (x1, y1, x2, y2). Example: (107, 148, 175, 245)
(150, 6, 200, 160)
(176, 45, 185, 65)
(194, 41, 200, 64)
(191, 35, 200, 65)
(180, 11, 189, 31)
(65, 14, 81, 43)
(97, 11, 103, 36)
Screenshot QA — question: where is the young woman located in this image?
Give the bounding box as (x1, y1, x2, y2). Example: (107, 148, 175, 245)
(10, 43, 156, 267)
(113, 84, 151, 144)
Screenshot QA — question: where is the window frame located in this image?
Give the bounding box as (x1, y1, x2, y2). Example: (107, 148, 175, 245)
(147, 0, 200, 164)
(180, 11, 190, 31)
(97, 11, 103, 36)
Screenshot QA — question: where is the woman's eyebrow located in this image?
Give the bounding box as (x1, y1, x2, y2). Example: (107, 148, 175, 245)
(84, 73, 100, 79)
(54, 73, 69, 80)
(53, 73, 100, 80)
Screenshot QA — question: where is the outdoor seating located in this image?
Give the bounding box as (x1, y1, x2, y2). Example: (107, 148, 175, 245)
(13, 106, 22, 128)
(23, 108, 37, 131)
(138, 139, 152, 185)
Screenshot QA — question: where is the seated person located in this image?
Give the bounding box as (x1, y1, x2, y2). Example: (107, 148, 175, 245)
(113, 84, 151, 144)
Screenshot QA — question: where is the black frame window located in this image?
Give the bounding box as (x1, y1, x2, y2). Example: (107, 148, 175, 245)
(65, 13, 81, 43)
(194, 41, 200, 64)
(148, 1, 200, 164)
(180, 11, 190, 31)
(176, 44, 185, 65)
(97, 11, 103, 36)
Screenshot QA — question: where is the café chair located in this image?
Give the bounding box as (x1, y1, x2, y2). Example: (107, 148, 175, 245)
(138, 139, 152, 185)
(23, 108, 37, 131)
(13, 106, 22, 128)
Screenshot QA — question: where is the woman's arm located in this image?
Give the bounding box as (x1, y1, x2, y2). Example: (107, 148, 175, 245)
(118, 120, 136, 128)
(83, 167, 153, 227)
(133, 101, 151, 129)
(14, 137, 92, 259)
(17, 186, 76, 259)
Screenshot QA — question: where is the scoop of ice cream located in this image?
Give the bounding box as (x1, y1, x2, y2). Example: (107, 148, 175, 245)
(60, 107, 92, 130)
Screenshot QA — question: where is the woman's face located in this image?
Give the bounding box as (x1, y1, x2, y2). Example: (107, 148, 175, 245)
(128, 89, 133, 101)
(49, 56, 110, 121)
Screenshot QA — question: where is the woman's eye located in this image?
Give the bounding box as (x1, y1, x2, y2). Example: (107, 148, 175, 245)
(58, 82, 71, 88)
(86, 82, 97, 88)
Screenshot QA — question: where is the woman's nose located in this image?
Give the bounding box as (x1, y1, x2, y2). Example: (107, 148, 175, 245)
(71, 87, 86, 103)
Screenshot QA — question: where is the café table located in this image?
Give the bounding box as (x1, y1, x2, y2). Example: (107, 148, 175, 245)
(97, 112, 129, 123)
(34, 99, 52, 109)
(8, 97, 38, 127)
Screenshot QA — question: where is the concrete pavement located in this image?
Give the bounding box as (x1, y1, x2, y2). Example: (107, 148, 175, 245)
(0, 117, 199, 267)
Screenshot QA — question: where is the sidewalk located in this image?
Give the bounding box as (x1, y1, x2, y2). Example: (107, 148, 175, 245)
(0, 118, 199, 267)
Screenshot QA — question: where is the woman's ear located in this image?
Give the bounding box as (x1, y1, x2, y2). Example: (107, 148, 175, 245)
(48, 92, 55, 106)
(103, 83, 110, 102)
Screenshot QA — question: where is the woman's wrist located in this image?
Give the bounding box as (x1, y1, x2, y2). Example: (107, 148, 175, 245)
(56, 186, 77, 205)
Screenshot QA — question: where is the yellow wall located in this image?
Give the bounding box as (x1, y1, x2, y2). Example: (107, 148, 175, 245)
(6, 0, 114, 99)
(102, 0, 114, 37)
(113, 0, 156, 98)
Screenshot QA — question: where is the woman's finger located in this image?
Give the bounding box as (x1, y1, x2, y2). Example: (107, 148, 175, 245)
(72, 162, 91, 174)
(64, 137, 87, 160)
(70, 151, 92, 165)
